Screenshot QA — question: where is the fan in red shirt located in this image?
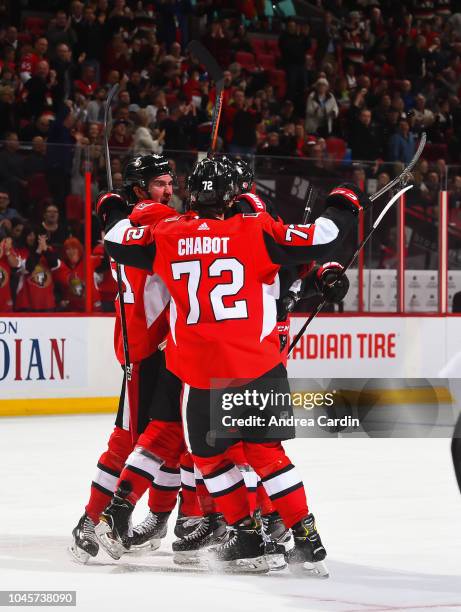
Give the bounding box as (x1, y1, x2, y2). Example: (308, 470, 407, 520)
(102, 157, 367, 574)
(0, 237, 20, 312)
(53, 237, 101, 312)
(15, 230, 59, 312)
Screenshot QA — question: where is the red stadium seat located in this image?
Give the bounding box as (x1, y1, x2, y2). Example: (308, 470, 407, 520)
(265, 39, 280, 58)
(23, 16, 47, 37)
(257, 53, 276, 70)
(65, 194, 84, 221)
(268, 69, 287, 99)
(235, 51, 256, 71)
(250, 38, 266, 56)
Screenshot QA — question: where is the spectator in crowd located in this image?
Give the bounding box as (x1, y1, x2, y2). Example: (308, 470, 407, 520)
(53, 236, 100, 312)
(133, 108, 164, 155)
(0, 186, 21, 239)
(46, 106, 77, 206)
(20, 114, 51, 142)
(305, 78, 338, 137)
(349, 108, 382, 162)
(40, 202, 69, 250)
(0, 134, 27, 210)
(225, 89, 259, 155)
(86, 86, 107, 124)
(0, 236, 20, 311)
(93, 242, 117, 312)
(47, 10, 78, 60)
(108, 118, 132, 150)
(23, 136, 47, 176)
(279, 18, 311, 113)
(388, 119, 417, 165)
(14, 230, 59, 312)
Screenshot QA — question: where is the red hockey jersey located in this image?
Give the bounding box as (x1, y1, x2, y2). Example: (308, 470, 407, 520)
(112, 200, 175, 364)
(105, 206, 355, 387)
(0, 255, 16, 311)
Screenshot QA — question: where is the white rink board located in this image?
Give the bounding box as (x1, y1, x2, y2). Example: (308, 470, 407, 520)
(0, 315, 459, 401)
(0, 317, 121, 399)
(288, 315, 448, 378)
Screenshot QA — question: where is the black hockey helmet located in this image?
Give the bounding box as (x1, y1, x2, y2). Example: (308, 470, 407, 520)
(187, 157, 238, 210)
(217, 155, 254, 195)
(123, 153, 175, 203)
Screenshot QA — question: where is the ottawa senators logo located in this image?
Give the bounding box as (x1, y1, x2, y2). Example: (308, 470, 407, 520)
(0, 265, 9, 288)
(69, 275, 84, 297)
(30, 265, 51, 288)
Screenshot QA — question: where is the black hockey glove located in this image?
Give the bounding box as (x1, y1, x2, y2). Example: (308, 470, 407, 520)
(96, 191, 128, 229)
(325, 182, 370, 215)
(314, 262, 349, 303)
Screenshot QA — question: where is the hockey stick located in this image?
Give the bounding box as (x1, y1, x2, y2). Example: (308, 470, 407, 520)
(187, 40, 224, 156)
(103, 83, 132, 382)
(288, 184, 414, 354)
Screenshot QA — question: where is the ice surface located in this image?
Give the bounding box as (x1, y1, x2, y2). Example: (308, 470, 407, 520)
(1, 414, 460, 612)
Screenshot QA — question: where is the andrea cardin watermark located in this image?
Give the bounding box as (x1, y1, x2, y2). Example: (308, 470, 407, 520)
(219, 389, 360, 430)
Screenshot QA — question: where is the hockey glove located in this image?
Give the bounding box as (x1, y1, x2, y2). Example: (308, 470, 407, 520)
(96, 191, 128, 229)
(314, 262, 349, 303)
(326, 182, 370, 215)
(230, 193, 280, 220)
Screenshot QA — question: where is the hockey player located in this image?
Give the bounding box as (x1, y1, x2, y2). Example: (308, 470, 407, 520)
(70, 154, 201, 562)
(100, 157, 367, 574)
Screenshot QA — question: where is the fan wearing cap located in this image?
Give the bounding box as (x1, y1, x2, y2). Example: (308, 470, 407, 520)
(305, 77, 339, 137)
(52, 236, 101, 312)
(108, 119, 133, 150)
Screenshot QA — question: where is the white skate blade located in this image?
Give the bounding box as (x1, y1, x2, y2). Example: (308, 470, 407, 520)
(95, 521, 128, 560)
(173, 550, 208, 565)
(68, 543, 90, 564)
(304, 560, 329, 578)
(289, 559, 329, 578)
(265, 553, 287, 571)
(126, 538, 162, 554)
(211, 554, 269, 574)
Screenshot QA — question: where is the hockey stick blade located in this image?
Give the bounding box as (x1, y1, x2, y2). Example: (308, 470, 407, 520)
(288, 184, 413, 355)
(187, 41, 224, 90)
(370, 132, 426, 203)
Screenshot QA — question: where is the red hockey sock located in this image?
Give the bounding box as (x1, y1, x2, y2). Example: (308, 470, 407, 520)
(85, 427, 133, 523)
(193, 455, 250, 525)
(239, 466, 258, 516)
(243, 441, 308, 528)
(119, 446, 163, 505)
(257, 480, 275, 516)
(178, 452, 202, 516)
(148, 465, 181, 513)
(193, 464, 216, 515)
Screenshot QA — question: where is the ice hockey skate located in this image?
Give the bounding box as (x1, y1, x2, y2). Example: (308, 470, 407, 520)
(95, 483, 134, 560)
(286, 513, 329, 578)
(172, 513, 227, 565)
(261, 511, 294, 571)
(68, 513, 99, 564)
(126, 510, 171, 552)
(174, 512, 203, 540)
(210, 518, 269, 574)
